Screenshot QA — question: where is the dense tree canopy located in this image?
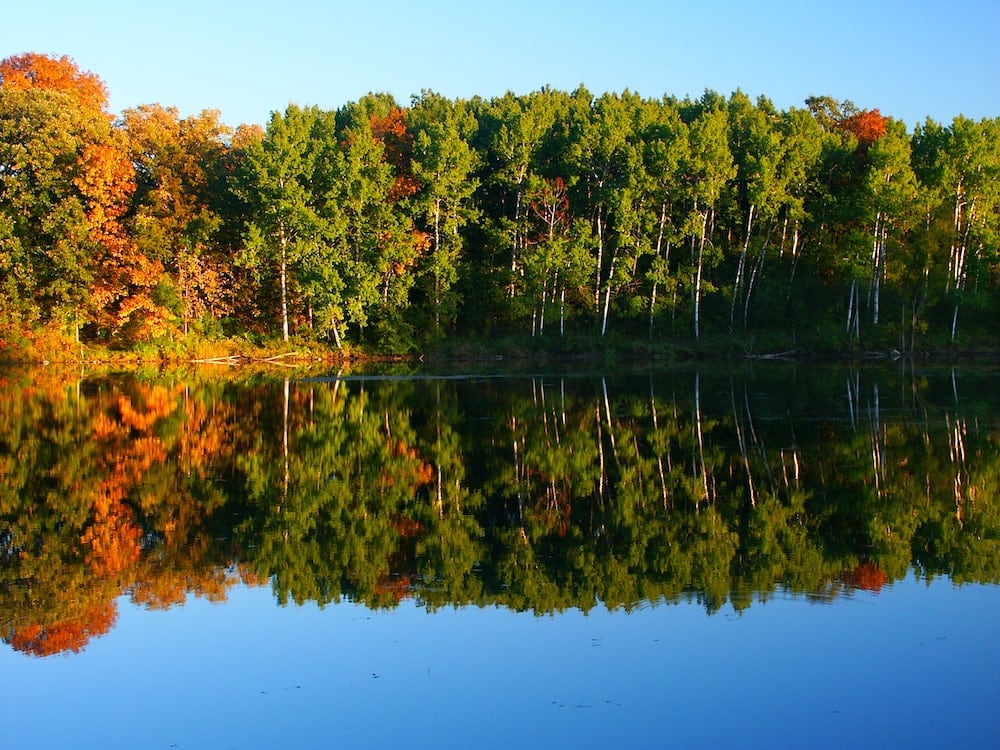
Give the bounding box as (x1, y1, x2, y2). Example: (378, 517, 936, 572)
(1, 53, 999, 355)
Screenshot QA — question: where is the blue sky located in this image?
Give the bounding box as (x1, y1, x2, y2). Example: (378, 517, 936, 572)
(4, 0, 998, 129)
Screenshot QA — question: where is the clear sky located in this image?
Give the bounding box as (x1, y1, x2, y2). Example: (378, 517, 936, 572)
(4, 0, 998, 129)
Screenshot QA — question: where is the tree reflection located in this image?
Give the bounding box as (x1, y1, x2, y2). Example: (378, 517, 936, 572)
(2, 365, 999, 656)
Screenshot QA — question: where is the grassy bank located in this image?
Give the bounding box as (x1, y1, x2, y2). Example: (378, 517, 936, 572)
(3, 320, 998, 370)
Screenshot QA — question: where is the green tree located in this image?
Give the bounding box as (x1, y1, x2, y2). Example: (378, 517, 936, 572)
(408, 91, 479, 335)
(0, 87, 98, 329)
(639, 97, 689, 338)
(914, 116, 1000, 339)
(237, 105, 324, 342)
(683, 100, 735, 339)
(862, 118, 919, 332)
(330, 99, 420, 348)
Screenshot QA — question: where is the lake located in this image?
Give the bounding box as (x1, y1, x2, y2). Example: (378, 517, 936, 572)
(2, 362, 998, 748)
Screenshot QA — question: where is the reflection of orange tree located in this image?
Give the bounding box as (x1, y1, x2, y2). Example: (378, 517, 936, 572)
(387, 439, 435, 488)
(3, 376, 256, 657)
(375, 516, 423, 604)
(9, 600, 117, 657)
(83, 386, 177, 579)
(6, 383, 174, 656)
(841, 562, 886, 592)
(369, 439, 434, 606)
(525, 469, 572, 538)
(129, 384, 242, 609)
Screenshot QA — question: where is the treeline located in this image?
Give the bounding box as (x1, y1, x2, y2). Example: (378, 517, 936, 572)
(3, 368, 999, 655)
(1, 53, 999, 355)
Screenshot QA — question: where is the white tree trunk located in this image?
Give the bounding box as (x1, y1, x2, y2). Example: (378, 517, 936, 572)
(693, 209, 709, 340)
(279, 230, 290, 343)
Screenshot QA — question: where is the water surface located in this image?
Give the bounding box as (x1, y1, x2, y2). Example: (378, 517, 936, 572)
(2, 364, 998, 748)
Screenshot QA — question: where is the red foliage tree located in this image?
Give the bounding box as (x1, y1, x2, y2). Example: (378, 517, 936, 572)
(370, 107, 419, 200)
(839, 108, 888, 147)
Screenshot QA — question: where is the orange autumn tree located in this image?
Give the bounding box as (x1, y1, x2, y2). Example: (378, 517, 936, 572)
(0, 52, 109, 112)
(370, 105, 429, 305)
(370, 107, 419, 201)
(0, 52, 169, 342)
(840, 108, 889, 148)
(76, 140, 169, 340)
(123, 104, 234, 336)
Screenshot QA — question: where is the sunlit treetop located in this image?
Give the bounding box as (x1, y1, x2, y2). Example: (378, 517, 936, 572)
(371, 107, 418, 200)
(0, 52, 109, 112)
(840, 108, 889, 146)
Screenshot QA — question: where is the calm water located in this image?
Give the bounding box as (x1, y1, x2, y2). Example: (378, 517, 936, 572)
(2, 363, 998, 748)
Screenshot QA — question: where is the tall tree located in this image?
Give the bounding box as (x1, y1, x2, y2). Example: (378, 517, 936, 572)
(640, 97, 689, 338)
(483, 89, 564, 308)
(566, 90, 638, 334)
(123, 105, 233, 335)
(915, 116, 1000, 339)
(683, 100, 735, 339)
(0, 87, 97, 329)
(76, 133, 168, 341)
(726, 92, 784, 332)
(0, 53, 165, 341)
(408, 91, 479, 335)
(330, 97, 421, 347)
(861, 118, 918, 331)
(237, 105, 323, 342)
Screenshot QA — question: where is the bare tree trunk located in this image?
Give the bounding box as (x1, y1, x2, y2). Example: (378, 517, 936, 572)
(649, 281, 658, 341)
(277, 223, 292, 343)
(743, 236, 768, 332)
(649, 201, 671, 340)
(846, 279, 860, 339)
(871, 213, 885, 327)
(509, 191, 523, 300)
(539, 273, 549, 336)
(600, 246, 618, 337)
(950, 199, 974, 340)
(330, 316, 342, 350)
(693, 208, 710, 340)
(594, 208, 605, 314)
(559, 286, 566, 337)
(787, 223, 801, 294)
(731, 203, 755, 332)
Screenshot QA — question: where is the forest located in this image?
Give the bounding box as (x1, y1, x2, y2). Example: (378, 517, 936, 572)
(1, 52, 999, 359)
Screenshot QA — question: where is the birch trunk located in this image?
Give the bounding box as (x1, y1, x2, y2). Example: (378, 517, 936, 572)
(649, 202, 671, 340)
(730, 203, 755, 332)
(279, 228, 290, 343)
(693, 208, 710, 340)
(600, 246, 618, 337)
(594, 208, 605, 314)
